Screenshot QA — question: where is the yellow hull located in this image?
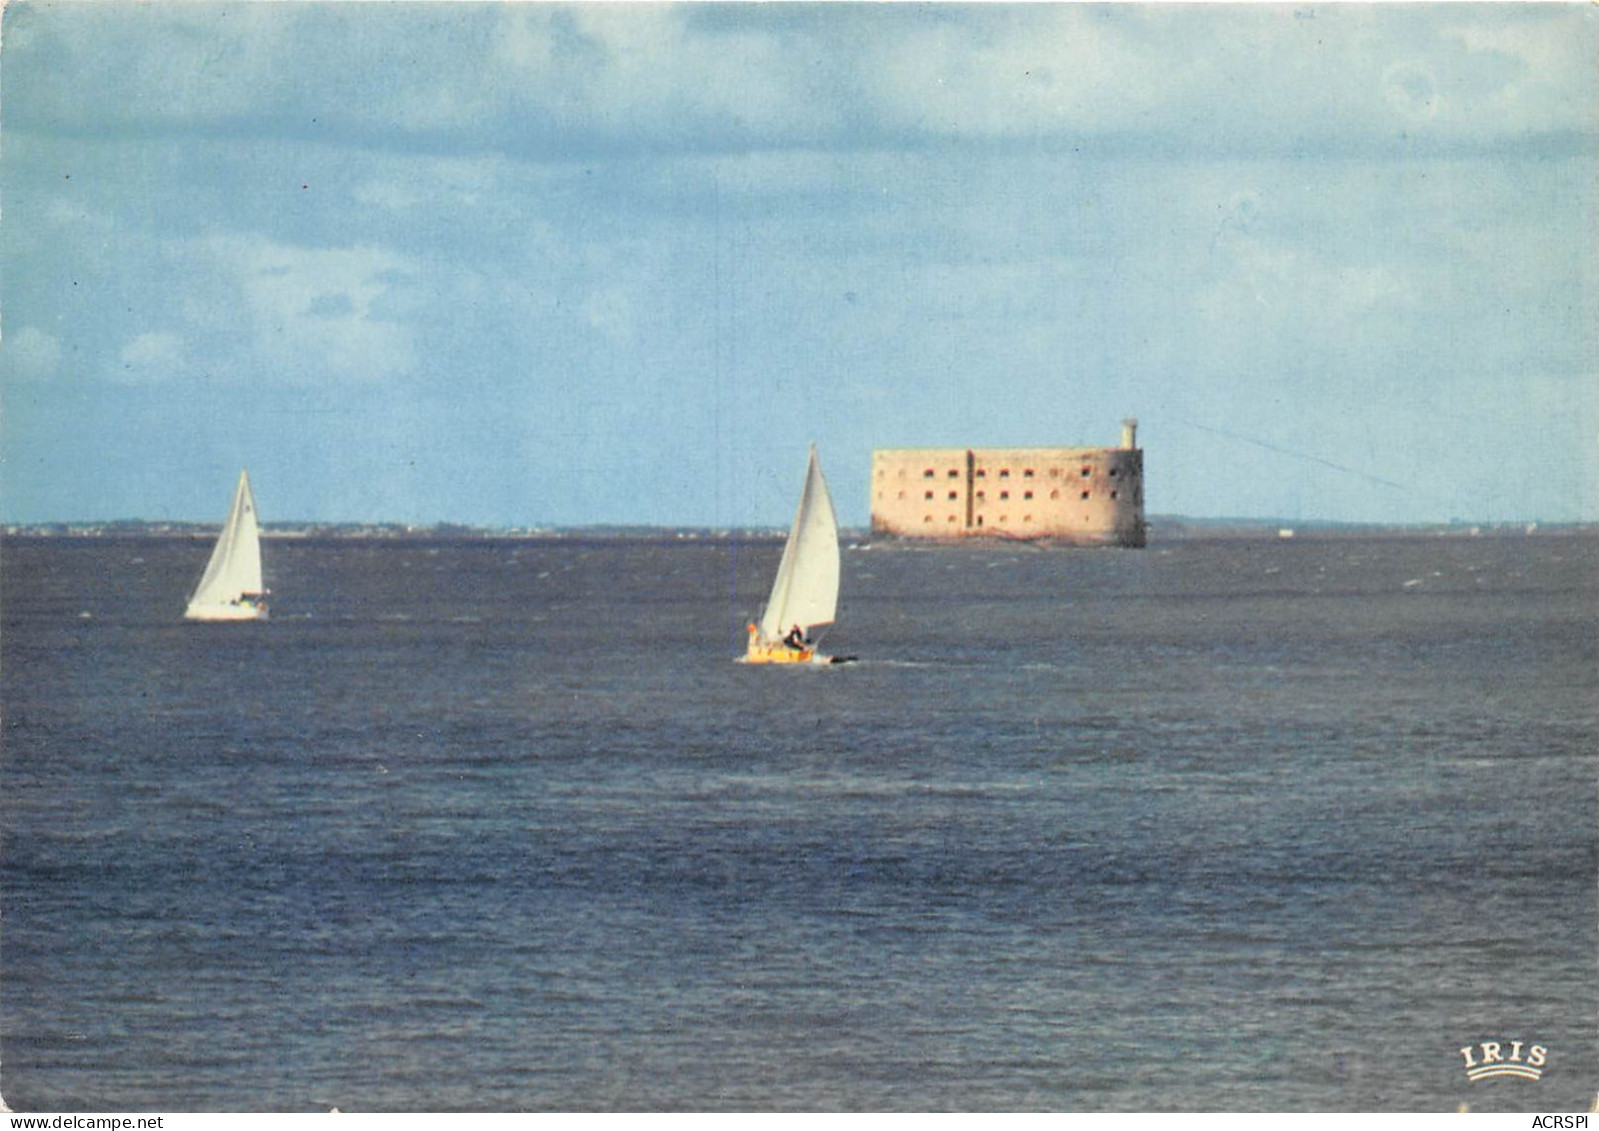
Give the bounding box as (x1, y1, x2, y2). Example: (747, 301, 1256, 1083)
(745, 643, 824, 664)
(743, 623, 828, 665)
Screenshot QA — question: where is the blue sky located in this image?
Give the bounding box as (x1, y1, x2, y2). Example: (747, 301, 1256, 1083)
(2, 2, 1595, 527)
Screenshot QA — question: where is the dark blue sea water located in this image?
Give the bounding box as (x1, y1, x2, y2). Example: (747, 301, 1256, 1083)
(3, 532, 1595, 1112)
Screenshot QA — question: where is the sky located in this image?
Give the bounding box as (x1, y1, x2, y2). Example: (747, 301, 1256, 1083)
(2, 1, 1595, 529)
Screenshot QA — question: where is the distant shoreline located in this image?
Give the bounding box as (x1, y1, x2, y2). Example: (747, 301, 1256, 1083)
(5, 518, 1595, 542)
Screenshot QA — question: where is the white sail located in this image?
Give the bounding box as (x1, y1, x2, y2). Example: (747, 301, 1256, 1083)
(185, 470, 266, 621)
(757, 446, 840, 643)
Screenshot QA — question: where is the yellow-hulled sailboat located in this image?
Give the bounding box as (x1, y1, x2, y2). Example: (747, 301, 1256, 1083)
(744, 445, 851, 665)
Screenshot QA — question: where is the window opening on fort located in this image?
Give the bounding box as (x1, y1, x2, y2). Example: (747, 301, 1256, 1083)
(999, 469, 1010, 478)
(1024, 490, 1034, 500)
(1081, 490, 1090, 500)
(1000, 490, 1010, 500)
(924, 469, 935, 478)
(924, 490, 934, 500)
(1081, 467, 1090, 477)
(948, 490, 958, 500)
(1050, 489, 1060, 500)
(1024, 469, 1034, 478)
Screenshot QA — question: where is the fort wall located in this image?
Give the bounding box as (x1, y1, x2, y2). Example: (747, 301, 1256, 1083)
(869, 422, 1146, 547)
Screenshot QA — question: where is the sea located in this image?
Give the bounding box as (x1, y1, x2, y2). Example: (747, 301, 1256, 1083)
(2, 531, 1595, 1113)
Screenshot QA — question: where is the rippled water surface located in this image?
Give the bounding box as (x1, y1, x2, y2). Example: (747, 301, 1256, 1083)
(3, 532, 1595, 1111)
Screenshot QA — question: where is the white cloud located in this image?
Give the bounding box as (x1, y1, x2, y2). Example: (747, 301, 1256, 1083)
(489, 5, 841, 142)
(3, 325, 64, 381)
(117, 331, 185, 378)
(44, 198, 117, 235)
(860, 8, 1162, 139)
(352, 180, 424, 214)
(352, 157, 501, 218)
(1437, 15, 1595, 135)
(851, 6, 1595, 149)
(1444, 15, 1592, 96)
(1193, 195, 1422, 372)
(1382, 62, 1442, 123)
(16, 4, 1593, 157)
(580, 286, 636, 346)
(197, 234, 418, 382)
(20, 3, 295, 126)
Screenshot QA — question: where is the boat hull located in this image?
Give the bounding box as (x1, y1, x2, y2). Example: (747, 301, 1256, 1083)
(185, 599, 269, 622)
(744, 642, 829, 665)
(743, 622, 831, 664)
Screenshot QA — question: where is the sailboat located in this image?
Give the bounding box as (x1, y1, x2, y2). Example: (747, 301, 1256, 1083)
(185, 469, 269, 622)
(744, 445, 852, 665)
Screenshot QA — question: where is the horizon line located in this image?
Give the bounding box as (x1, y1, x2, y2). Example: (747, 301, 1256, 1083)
(6, 515, 1594, 537)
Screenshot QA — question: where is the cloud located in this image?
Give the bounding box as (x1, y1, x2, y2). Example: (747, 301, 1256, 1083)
(1442, 14, 1596, 131)
(352, 157, 500, 218)
(14, 4, 1589, 159)
(1382, 63, 1441, 122)
(486, 4, 847, 149)
(3, 325, 64, 381)
(580, 286, 636, 346)
(116, 331, 184, 379)
(857, 7, 1163, 140)
(43, 197, 117, 235)
(483, 4, 1599, 155)
(351, 180, 424, 214)
(3, 2, 296, 129)
(195, 234, 417, 382)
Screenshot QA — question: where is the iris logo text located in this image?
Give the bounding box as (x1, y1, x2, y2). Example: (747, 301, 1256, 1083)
(1459, 1039, 1548, 1082)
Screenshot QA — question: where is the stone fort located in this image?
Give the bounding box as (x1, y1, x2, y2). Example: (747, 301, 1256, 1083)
(870, 419, 1146, 547)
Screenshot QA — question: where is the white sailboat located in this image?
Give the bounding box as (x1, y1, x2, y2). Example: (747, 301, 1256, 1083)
(185, 469, 269, 622)
(744, 445, 851, 664)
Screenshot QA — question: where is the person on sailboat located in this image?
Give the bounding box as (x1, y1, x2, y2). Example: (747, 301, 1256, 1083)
(784, 624, 807, 651)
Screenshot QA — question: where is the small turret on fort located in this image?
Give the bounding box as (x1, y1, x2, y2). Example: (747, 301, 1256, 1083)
(870, 424, 1146, 547)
